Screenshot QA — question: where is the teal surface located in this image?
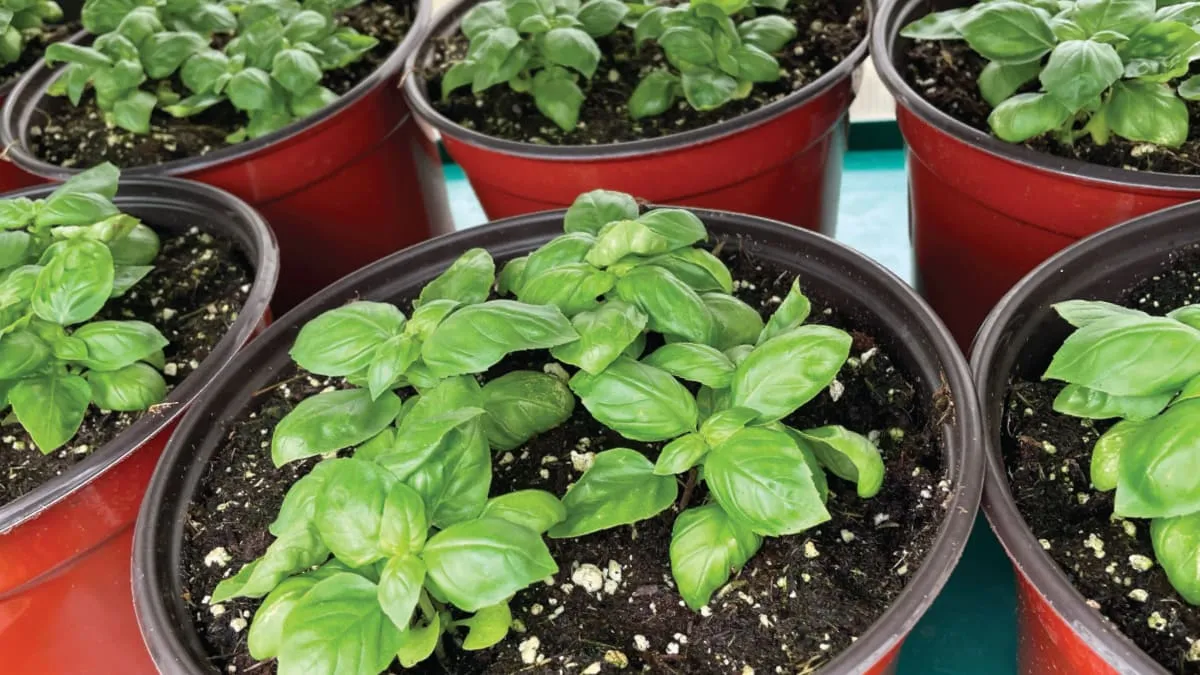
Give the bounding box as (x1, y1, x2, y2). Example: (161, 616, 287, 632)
(442, 149, 1018, 674)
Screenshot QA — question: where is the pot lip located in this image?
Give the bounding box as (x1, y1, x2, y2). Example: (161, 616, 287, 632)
(133, 206, 983, 675)
(0, 175, 279, 535)
(402, 0, 871, 161)
(0, 0, 433, 180)
(871, 0, 1200, 193)
(967, 203, 1200, 675)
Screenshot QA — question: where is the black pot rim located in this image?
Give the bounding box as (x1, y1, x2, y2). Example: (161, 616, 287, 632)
(871, 0, 1200, 193)
(967, 203, 1200, 675)
(402, 0, 872, 160)
(0, 175, 279, 535)
(0, 0, 432, 180)
(133, 206, 984, 675)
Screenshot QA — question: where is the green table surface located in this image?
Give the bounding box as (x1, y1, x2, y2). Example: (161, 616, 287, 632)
(442, 148, 1018, 674)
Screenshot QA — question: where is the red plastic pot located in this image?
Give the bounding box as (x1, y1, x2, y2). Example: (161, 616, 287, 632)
(0, 177, 278, 675)
(0, 0, 451, 312)
(131, 207, 982, 675)
(404, 0, 870, 232)
(969, 203, 1200, 675)
(872, 0, 1200, 348)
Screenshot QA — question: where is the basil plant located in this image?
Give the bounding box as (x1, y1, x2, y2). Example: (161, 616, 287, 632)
(0, 0, 64, 67)
(442, 0, 630, 131)
(45, 0, 377, 138)
(1044, 300, 1200, 604)
(0, 162, 167, 453)
(903, 0, 1200, 147)
(630, 0, 797, 118)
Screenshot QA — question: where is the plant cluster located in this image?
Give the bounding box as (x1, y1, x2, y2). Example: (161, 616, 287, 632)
(0, 162, 166, 453)
(442, 0, 800, 131)
(902, 0, 1200, 147)
(0, 0, 64, 67)
(213, 189, 884, 674)
(1044, 300, 1200, 603)
(44, 0, 378, 138)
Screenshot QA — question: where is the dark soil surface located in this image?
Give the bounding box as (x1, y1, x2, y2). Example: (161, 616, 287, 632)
(28, 0, 413, 169)
(0, 227, 253, 506)
(427, 0, 865, 145)
(181, 241, 950, 674)
(1003, 245, 1200, 673)
(906, 40, 1200, 175)
(0, 20, 82, 90)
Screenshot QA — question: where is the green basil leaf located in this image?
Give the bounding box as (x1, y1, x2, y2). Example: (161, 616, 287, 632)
(442, 59, 476, 98)
(1170, 305, 1200, 330)
(1091, 418, 1141, 491)
(377, 554, 426, 629)
(1156, 2, 1200, 23)
(900, 8, 967, 39)
(87, 362, 166, 411)
(795, 425, 884, 498)
(564, 189, 639, 235)
(517, 262, 616, 315)
(462, 1, 507, 40)
(290, 302, 407, 376)
(380, 481, 429, 558)
(312, 458, 396, 567)
(586, 221, 674, 267)
(406, 299, 459, 342)
(371, 382, 486, 479)
(978, 60, 1042, 108)
(634, 6, 673, 44)
(0, 231, 30, 269)
(615, 266, 713, 343)
(1053, 299, 1148, 328)
(518, 232, 596, 290)
(395, 611, 441, 667)
(182, 49, 230, 94)
(36, 190, 119, 229)
(108, 223, 159, 266)
(549, 299, 647, 374)
(406, 418, 492, 528)
(1174, 373, 1200, 406)
(731, 324, 851, 423)
(211, 526, 329, 603)
(460, 603, 512, 650)
(1053, 383, 1172, 421)
(73, 320, 168, 371)
(681, 68, 737, 110)
(227, 67, 276, 111)
(422, 300, 577, 378)
(733, 45, 780, 83)
(670, 503, 762, 610)
(140, 31, 207, 79)
(699, 406, 759, 448)
(1040, 40, 1122, 111)
(661, 25, 715, 67)
(738, 15, 797, 53)
(777, 425, 829, 503)
(1107, 79, 1189, 147)
(702, 292, 764, 350)
(1044, 314, 1200, 396)
(32, 239, 114, 325)
(645, 247, 732, 294)
(0, 198, 37, 230)
(366, 334, 421, 400)
(248, 567, 344, 660)
(549, 448, 677, 537)
(988, 92, 1072, 142)
(1115, 400, 1200, 518)
(570, 356, 699, 441)
(1071, 0, 1154, 36)
(0, 330, 49, 379)
(272, 48, 322, 95)
(496, 256, 528, 295)
(110, 265, 154, 298)
(577, 0, 628, 36)
(423, 517, 559, 612)
(417, 247, 494, 308)
(643, 342, 734, 388)
(955, 2, 1057, 64)
(481, 370, 575, 450)
(704, 427, 830, 536)
(270, 459, 339, 537)
(1117, 21, 1199, 81)
(629, 68, 682, 118)
(1151, 513, 1200, 604)
(758, 278, 811, 344)
(271, 389, 403, 466)
(653, 431, 710, 475)
(278, 573, 403, 675)
(480, 489, 567, 533)
(532, 67, 585, 131)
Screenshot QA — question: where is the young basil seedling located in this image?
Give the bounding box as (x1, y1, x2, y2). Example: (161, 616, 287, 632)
(0, 0, 65, 66)
(1043, 299, 1200, 603)
(0, 162, 168, 453)
(902, 0, 1200, 147)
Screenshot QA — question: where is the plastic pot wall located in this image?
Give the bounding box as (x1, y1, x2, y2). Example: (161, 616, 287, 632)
(404, 0, 869, 233)
(872, 0, 1200, 348)
(0, 0, 451, 312)
(969, 203, 1200, 674)
(0, 178, 278, 675)
(132, 208, 982, 675)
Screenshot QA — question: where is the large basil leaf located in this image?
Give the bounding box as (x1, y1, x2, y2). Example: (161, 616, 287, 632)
(699, 407, 759, 448)
(0, 330, 50, 379)
(1053, 299, 1148, 328)
(1044, 314, 1200, 396)
(616, 265, 713, 343)
(1171, 305, 1200, 331)
(405, 418, 492, 528)
(87, 362, 167, 411)
(730, 325, 851, 423)
(278, 573, 403, 675)
(10, 374, 91, 452)
(290, 302, 407, 377)
(1090, 419, 1142, 492)
(1175, 373, 1200, 406)
(586, 209, 706, 267)
(517, 232, 596, 291)
(48, 162, 119, 200)
(272, 389, 402, 466)
(1070, 0, 1154, 36)
(703, 292, 764, 350)
(422, 300, 577, 378)
(423, 517, 558, 612)
(638, 248, 731, 295)
(371, 402, 487, 479)
(570, 356, 698, 441)
(395, 611, 441, 668)
(1039, 40, 1122, 111)
(988, 92, 1072, 142)
(32, 239, 114, 325)
(795, 425, 884, 498)
(1114, 400, 1200, 518)
(901, 7, 967, 39)
(406, 299, 459, 342)
(211, 526, 330, 603)
(549, 448, 677, 537)
(416, 247, 494, 308)
(642, 342, 734, 389)
(549, 299, 647, 374)
(248, 565, 346, 660)
(366, 334, 421, 399)
(670, 503, 762, 610)
(480, 490, 567, 534)
(1052, 383, 1172, 421)
(481, 370, 575, 450)
(653, 432, 710, 475)
(1107, 80, 1188, 147)
(563, 189, 639, 235)
(1151, 513, 1200, 604)
(313, 458, 396, 567)
(380, 482, 429, 558)
(978, 60, 1042, 107)
(704, 427, 830, 536)
(377, 554, 427, 629)
(758, 278, 811, 344)
(270, 459, 340, 537)
(72, 320, 168, 371)
(517, 262, 616, 315)
(35, 191, 120, 229)
(496, 256, 527, 296)
(954, 1, 1057, 64)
